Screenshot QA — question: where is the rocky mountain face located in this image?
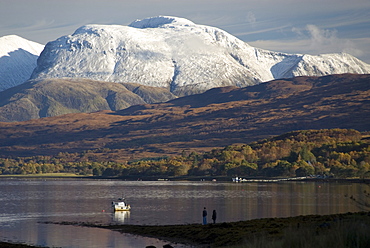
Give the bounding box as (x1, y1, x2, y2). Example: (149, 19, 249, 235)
(0, 74, 368, 159)
(30, 16, 370, 96)
(0, 35, 44, 91)
(0, 78, 176, 122)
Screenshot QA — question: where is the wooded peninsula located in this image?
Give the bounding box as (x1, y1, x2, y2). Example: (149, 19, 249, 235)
(1, 129, 369, 179)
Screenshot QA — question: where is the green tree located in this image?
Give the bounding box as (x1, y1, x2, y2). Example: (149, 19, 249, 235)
(295, 161, 314, 176)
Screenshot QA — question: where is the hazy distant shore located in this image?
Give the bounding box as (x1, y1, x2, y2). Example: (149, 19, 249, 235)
(1, 173, 370, 184)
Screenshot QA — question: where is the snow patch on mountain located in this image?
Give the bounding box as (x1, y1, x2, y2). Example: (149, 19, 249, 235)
(291, 53, 370, 77)
(31, 16, 370, 95)
(0, 35, 44, 91)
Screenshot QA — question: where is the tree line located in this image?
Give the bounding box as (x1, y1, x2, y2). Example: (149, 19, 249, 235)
(0, 129, 369, 179)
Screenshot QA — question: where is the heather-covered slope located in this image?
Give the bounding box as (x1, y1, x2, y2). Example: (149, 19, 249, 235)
(0, 74, 368, 159)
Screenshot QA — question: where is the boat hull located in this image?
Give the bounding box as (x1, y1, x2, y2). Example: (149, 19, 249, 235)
(113, 205, 131, 211)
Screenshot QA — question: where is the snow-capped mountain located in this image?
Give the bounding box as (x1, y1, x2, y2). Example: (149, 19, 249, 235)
(0, 35, 44, 91)
(31, 16, 370, 95)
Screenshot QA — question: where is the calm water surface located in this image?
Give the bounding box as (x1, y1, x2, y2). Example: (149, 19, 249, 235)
(0, 179, 368, 247)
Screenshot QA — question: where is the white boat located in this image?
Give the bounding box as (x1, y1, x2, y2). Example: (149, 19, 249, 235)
(112, 198, 131, 211)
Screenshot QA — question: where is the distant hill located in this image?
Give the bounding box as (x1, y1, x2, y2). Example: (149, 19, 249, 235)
(0, 73, 369, 160)
(0, 78, 176, 122)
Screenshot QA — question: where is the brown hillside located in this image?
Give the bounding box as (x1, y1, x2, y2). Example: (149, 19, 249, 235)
(0, 73, 369, 161)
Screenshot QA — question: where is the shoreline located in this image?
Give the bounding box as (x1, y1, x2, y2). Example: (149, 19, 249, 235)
(3, 211, 370, 247)
(46, 211, 370, 248)
(0, 242, 41, 247)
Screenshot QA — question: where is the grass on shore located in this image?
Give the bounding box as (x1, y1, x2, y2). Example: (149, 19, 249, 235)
(48, 211, 370, 248)
(0, 242, 41, 247)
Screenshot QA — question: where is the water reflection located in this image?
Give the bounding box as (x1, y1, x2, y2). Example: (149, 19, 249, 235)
(113, 211, 130, 223)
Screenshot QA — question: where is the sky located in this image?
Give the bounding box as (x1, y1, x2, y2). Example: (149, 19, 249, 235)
(1, 0, 370, 63)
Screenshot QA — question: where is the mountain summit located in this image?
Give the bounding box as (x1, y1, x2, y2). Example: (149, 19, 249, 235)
(31, 16, 370, 96)
(0, 35, 44, 91)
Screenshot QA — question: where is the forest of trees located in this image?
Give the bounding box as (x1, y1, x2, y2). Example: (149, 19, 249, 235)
(1, 129, 369, 179)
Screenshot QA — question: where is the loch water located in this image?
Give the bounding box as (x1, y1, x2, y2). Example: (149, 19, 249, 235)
(0, 179, 368, 247)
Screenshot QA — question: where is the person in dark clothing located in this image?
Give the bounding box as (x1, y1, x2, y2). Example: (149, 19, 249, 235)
(202, 207, 207, 225)
(212, 210, 217, 224)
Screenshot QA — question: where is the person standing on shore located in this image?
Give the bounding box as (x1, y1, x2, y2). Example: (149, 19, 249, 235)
(212, 210, 217, 224)
(202, 207, 207, 225)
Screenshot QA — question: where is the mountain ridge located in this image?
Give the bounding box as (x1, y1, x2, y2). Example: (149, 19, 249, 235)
(30, 16, 370, 96)
(1, 16, 370, 122)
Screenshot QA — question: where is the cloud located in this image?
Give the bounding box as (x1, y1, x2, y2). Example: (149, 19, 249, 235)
(289, 24, 363, 58)
(249, 33, 369, 64)
(305, 24, 337, 48)
(301, 25, 340, 52)
(246, 11, 256, 25)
